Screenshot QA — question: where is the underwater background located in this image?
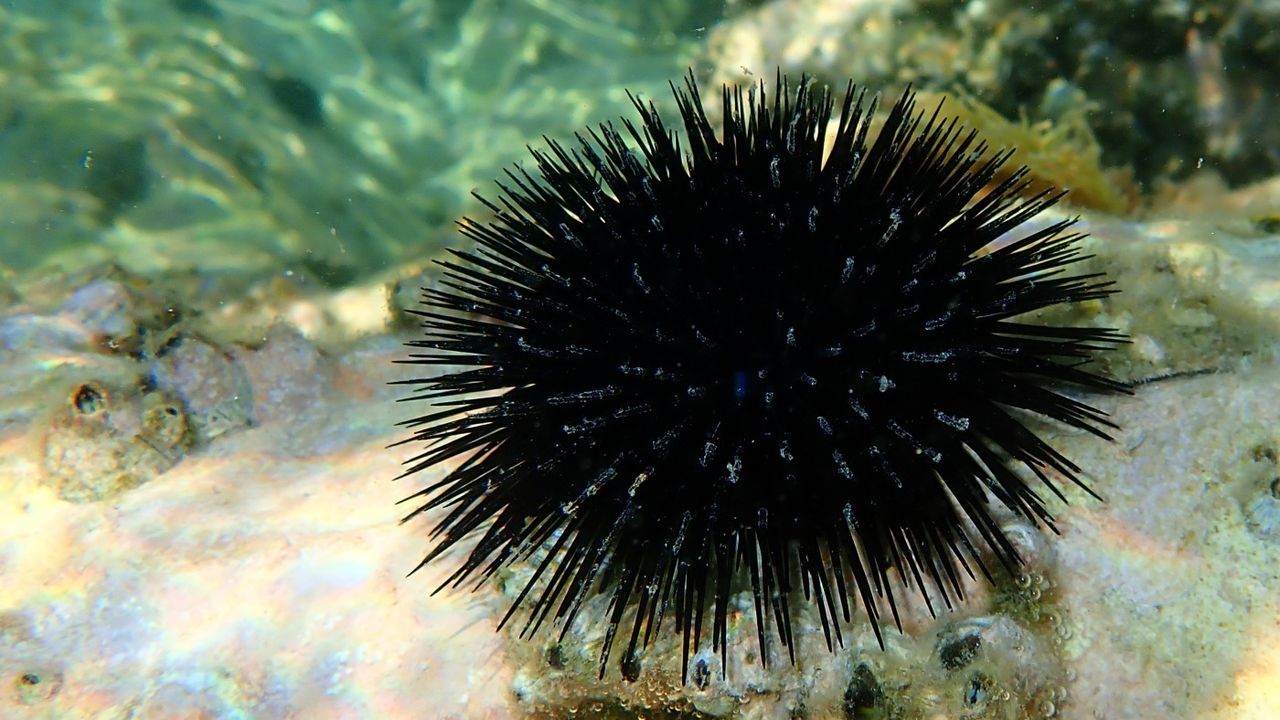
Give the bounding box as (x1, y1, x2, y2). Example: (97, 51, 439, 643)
(2, 0, 1280, 718)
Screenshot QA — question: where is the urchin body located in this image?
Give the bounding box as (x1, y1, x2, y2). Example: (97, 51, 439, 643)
(395, 72, 1126, 680)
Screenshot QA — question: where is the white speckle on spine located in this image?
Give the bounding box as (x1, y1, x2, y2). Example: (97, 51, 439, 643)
(817, 416, 833, 435)
(769, 156, 781, 188)
(653, 427, 678, 451)
(540, 263, 570, 287)
(878, 375, 895, 392)
(700, 441, 717, 467)
(672, 511, 690, 549)
(800, 373, 817, 386)
(632, 264, 650, 294)
(517, 336, 556, 358)
(848, 397, 869, 420)
(902, 350, 951, 363)
(924, 312, 952, 330)
(612, 404, 643, 419)
(562, 417, 602, 435)
(880, 208, 902, 245)
(628, 472, 648, 496)
(935, 411, 971, 431)
(558, 222, 582, 248)
(779, 440, 794, 462)
(786, 327, 797, 347)
(725, 455, 741, 484)
(886, 420, 913, 443)
(547, 386, 618, 405)
(808, 206, 819, 232)
(833, 450, 852, 479)
(583, 467, 616, 497)
(842, 257, 855, 282)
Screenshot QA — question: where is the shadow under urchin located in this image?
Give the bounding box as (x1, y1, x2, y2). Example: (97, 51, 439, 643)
(392, 71, 1128, 681)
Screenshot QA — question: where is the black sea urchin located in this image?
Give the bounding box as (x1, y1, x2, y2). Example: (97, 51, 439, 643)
(394, 72, 1127, 680)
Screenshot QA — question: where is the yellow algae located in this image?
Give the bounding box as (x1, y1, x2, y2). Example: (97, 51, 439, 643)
(916, 89, 1134, 214)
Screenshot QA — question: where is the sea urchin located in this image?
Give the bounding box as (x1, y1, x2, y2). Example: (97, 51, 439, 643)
(394, 72, 1127, 681)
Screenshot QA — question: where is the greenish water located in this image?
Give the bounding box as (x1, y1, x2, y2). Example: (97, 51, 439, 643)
(0, 0, 723, 289)
(2, 0, 1276, 294)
